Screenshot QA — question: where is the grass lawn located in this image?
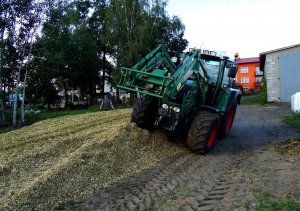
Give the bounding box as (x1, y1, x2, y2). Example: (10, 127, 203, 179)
(241, 93, 265, 105)
(0, 105, 101, 134)
(255, 191, 300, 210)
(283, 113, 300, 129)
(29, 105, 101, 121)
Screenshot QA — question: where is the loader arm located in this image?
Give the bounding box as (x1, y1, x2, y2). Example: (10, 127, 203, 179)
(118, 47, 211, 112)
(118, 45, 177, 99)
(169, 50, 209, 102)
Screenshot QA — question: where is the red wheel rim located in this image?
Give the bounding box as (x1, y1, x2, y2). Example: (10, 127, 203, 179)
(226, 108, 235, 132)
(207, 123, 218, 148)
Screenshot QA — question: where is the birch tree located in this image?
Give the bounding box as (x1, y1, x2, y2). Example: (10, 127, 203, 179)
(8, 0, 43, 126)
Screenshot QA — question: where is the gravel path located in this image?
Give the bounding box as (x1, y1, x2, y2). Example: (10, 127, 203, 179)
(71, 104, 300, 210)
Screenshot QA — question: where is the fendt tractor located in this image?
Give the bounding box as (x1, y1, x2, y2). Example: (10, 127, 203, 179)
(118, 45, 241, 153)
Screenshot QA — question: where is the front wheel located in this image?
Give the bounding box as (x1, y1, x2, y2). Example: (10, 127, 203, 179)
(186, 110, 220, 154)
(131, 96, 157, 131)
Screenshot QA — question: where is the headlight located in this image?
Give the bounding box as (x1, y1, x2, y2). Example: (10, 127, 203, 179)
(173, 107, 180, 113)
(162, 104, 168, 109)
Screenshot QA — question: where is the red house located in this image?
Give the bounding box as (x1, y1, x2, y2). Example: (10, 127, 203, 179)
(235, 57, 263, 92)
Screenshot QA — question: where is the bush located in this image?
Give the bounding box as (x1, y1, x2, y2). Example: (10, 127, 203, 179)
(260, 77, 268, 103)
(283, 113, 300, 129)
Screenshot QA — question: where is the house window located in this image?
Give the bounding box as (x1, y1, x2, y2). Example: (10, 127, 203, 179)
(255, 66, 263, 75)
(241, 77, 249, 83)
(255, 66, 260, 74)
(240, 67, 248, 73)
(256, 76, 263, 82)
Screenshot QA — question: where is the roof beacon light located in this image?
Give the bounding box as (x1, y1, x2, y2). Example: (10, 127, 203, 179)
(210, 51, 217, 56)
(203, 50, 209, 55)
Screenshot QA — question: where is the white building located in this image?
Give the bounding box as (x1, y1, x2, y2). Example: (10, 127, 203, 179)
(259, 44, 300, 102)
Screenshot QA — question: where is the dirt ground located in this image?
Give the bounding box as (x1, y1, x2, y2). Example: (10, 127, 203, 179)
(71, 104, 300, 210)
(1, 104, 299, 210)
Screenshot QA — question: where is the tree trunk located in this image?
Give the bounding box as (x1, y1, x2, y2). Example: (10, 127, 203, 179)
(12, 88, 19, 127)
(13, 47, 26, 127)
(0, 75, 7, 126)
(62, 78, 68, 109)
(0, 24, 7, 126)
(102, 49, 106, 96)
(13, 64, 22, 126)
(20, 32, 35, 125)
(12, 15, 26, 127)
(21, 69, 28, 125)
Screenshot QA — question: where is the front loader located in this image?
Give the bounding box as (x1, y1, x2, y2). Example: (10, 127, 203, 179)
(118, 45, 241, 153)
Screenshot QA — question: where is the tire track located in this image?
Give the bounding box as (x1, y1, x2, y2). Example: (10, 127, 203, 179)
(71, 150, 254, 211)
(71, 154, 196, 210)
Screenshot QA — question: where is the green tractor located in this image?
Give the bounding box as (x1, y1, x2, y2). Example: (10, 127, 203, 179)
(118, 45, 241, 153)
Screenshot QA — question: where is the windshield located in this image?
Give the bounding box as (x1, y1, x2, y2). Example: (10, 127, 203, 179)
(201, 59, 220, 84)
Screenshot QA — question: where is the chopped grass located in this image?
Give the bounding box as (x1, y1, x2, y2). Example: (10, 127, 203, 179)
(255, 191, 300, 211)
(274, 138, 300, 156)
(283, 113, 300, 129)
(0, 109, 187, 210)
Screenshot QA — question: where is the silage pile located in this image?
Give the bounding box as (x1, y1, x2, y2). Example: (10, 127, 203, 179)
(0, 109, 186, 210)
(274, 138, 300, 156)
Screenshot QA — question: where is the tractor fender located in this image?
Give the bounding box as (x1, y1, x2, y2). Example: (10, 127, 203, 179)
(218, 89, 240, 138)
(224, 89, 241, 113)
(216, 88, 241, 113)
(228, 89, 242, 106)
(200, 105, 220, 113)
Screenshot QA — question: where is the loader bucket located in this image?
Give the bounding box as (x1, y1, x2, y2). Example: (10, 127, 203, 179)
(118, 67, 173, 99)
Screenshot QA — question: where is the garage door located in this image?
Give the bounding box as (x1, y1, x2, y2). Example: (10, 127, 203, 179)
(279, 52, 300, 102)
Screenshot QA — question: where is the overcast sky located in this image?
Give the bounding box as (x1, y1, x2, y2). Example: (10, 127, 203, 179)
(167, 0, 300, 58)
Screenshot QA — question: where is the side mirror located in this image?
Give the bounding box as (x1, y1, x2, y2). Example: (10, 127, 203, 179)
(228, 64, 238, 78)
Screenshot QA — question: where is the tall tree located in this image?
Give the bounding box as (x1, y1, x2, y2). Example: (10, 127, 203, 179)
(33, 0, 74, 107)
(89, 0, 114, 96)
(6, 0, 44, 126)
(161, 15, 188, 53)
(0, 0, 13, 126)
(20, 21, 41, 125)
(106, 0, 188, 83)
(26, 0, 188, 112)
(67, 1, 100, 97)
(33, 0, 101, 105)
(109, 0, 150, 68)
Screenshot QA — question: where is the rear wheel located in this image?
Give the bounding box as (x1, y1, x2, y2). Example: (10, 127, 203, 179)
(219, 100, 237, 138)
(131, 96, 157, 131)
(186, 110, 220, 154)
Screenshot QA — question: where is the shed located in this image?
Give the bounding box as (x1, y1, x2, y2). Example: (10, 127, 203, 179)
(259, 44, 300, 102)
